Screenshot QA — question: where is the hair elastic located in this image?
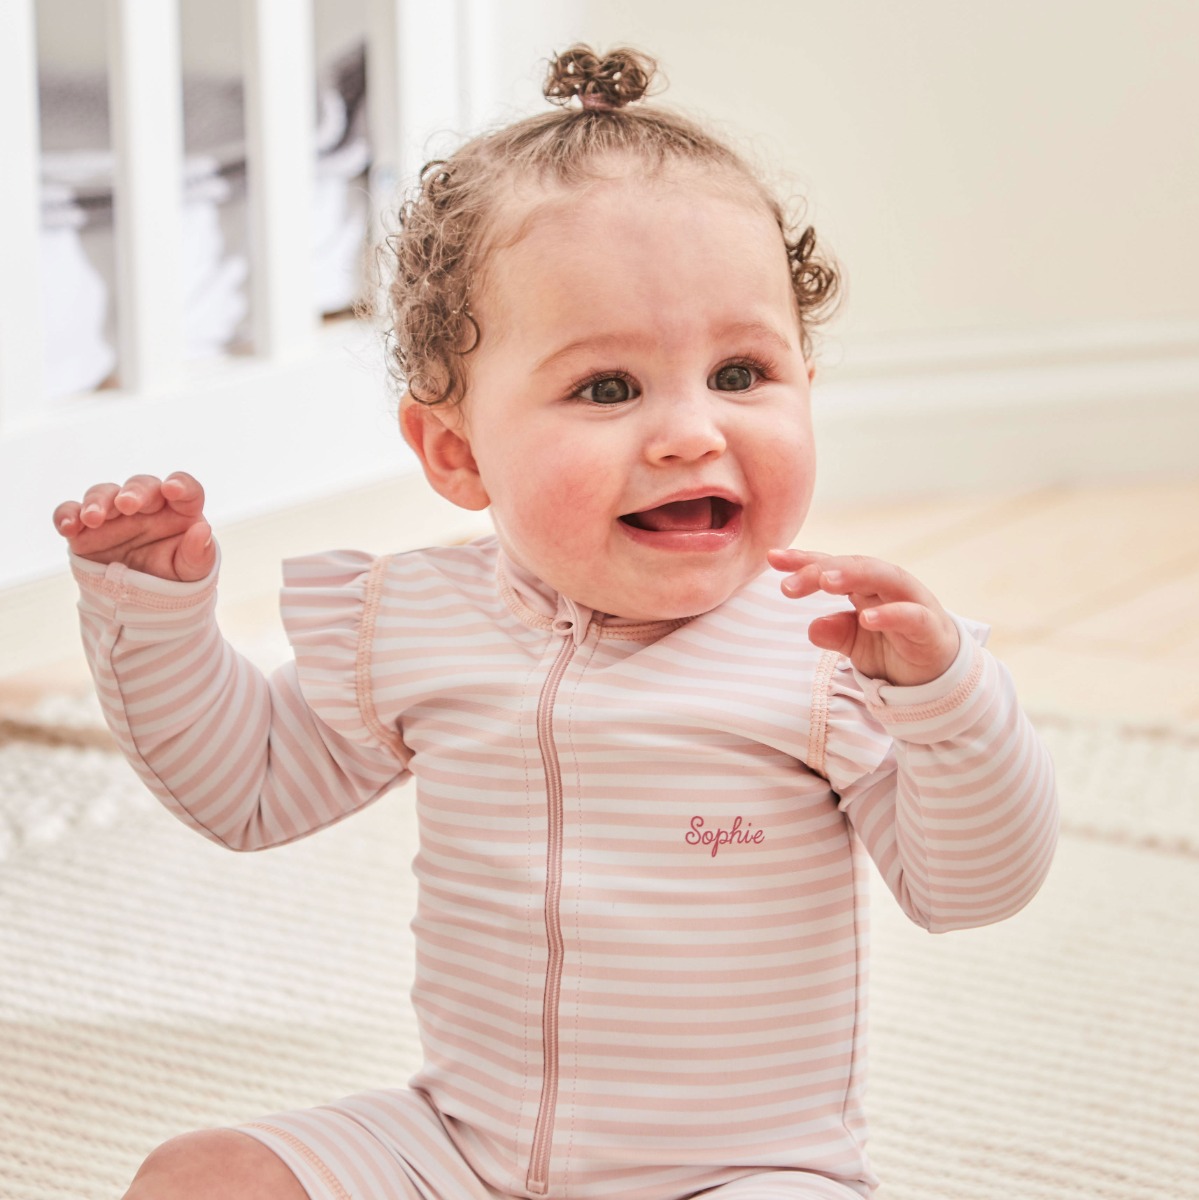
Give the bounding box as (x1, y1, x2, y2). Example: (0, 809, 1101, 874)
(580, 90, 614, 111)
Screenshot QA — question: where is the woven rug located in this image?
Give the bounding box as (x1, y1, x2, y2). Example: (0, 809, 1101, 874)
(1, 697, 1197, 1200)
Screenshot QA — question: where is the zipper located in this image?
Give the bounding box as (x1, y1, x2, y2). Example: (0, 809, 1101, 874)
(526, 618, 578, 1196)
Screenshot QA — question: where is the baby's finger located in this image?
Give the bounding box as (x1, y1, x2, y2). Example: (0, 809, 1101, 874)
(814, 556, 939, 609)
(859, 600, 960, 667)
(770, 549, 836, 600)
(114, 473, 169, 517)
(767, 547, 834, 570)
(806, 609, 859, 656)
(78, 482, 122, 529)
(170, 520, 215, 582)
(858, 600, 955, 648)
(778, 561, 832, 600)
(52, 499, 82, 536)
(160, 470, 206, 514)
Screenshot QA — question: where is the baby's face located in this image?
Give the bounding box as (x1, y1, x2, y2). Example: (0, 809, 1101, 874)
(446, 169, 816, 621)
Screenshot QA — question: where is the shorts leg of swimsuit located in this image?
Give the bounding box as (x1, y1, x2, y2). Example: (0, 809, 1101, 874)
(230, 1088, 502, 1200)
(232, 1089, 872, 1200)
(701, 1171, 871, 1199)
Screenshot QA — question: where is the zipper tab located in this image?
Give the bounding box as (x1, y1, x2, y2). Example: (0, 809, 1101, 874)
(526, 629, 577, 1194)
(552, 595, 592, 646)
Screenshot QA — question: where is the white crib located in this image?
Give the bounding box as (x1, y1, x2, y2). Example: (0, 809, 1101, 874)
(0, 0, 541, 600)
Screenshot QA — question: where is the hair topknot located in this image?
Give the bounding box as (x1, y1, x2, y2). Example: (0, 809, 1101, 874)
(543, 45, 655, 111)
(376, 43, 842, 409)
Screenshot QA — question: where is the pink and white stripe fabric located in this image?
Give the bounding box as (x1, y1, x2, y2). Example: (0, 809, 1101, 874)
(71, 535, 1058, 1200)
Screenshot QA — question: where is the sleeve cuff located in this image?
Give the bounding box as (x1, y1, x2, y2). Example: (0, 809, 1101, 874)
(71, 544, 221, 612)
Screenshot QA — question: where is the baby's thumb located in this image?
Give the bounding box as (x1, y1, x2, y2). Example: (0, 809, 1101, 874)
(173, 521, 216, 582)
(807, 610, 857, 657)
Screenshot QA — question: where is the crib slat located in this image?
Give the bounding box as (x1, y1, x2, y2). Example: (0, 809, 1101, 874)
(107, 0, 185, 393)
(0, 0, 45, 426)
(365, 0, 461, 231)
(243, 0, 317, 357)
(457, 0, 499, 135)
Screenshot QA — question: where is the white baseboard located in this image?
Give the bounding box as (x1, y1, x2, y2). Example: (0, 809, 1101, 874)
(809, 320, 1199, 504)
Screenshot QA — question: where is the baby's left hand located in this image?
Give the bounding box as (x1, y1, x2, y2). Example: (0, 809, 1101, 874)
(768, 548, 959, 687)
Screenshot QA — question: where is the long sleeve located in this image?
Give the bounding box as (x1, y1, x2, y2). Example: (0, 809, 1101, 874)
(816, 614, 1059, 933)
(70, 545, 409, 851)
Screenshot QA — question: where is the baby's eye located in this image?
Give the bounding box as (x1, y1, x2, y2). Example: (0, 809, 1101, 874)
(711, 364, 755, 392)
(578, 375, 635, 405)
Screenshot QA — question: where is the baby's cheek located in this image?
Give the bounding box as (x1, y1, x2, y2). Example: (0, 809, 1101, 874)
(758, 439, 816, 539)
(508, 445, 606, 553)
(538, 432, 604, 497)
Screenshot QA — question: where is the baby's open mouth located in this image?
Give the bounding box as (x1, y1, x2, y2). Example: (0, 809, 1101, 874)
(619, 496, 740, 532)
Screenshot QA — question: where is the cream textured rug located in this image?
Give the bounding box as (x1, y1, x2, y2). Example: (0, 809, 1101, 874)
(1, 697, 1197, 1200)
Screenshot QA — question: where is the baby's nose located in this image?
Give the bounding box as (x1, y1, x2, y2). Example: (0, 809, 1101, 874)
(644, 396, 728, 462)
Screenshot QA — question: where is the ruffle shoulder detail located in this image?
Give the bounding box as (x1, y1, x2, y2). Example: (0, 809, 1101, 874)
(808, 652, 895, 795)
(279, 549, 408, 762)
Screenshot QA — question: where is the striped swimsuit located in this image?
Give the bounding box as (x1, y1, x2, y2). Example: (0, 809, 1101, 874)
(72, 535, 1058, 1200)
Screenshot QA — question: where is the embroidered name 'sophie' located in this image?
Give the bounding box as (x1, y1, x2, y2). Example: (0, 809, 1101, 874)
(685, 815, 765, 857)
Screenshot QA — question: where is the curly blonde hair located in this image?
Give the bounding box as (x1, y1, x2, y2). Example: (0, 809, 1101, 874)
(379, 45, 841, 409)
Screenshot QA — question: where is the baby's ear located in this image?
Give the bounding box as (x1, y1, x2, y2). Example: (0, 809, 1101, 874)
(400, 394, 490, 511)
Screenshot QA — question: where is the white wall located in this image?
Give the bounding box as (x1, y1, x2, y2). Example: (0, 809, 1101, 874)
(565, 1, 1199, 502)
(574, 0, 1199, 353)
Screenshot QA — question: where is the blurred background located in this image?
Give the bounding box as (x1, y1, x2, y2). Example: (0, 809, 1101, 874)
(31, 0, 1199, 372)
(2, 0, 1197, 721)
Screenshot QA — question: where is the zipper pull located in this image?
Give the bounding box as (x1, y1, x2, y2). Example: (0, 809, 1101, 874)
(553, 597, 592, 645)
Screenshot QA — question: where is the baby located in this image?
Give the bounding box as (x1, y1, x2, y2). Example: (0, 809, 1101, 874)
(54, 45, 1058, 1200)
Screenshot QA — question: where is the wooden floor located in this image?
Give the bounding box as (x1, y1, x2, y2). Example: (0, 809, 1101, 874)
(799, 479, 1199, 725)
(2, 478, 1196, 726)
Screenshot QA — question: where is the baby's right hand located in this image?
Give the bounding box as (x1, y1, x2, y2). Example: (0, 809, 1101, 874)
(52, 471, 216, 583)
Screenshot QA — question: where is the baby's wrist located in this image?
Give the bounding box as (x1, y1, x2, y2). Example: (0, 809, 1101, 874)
(853, 614, 977, 711)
